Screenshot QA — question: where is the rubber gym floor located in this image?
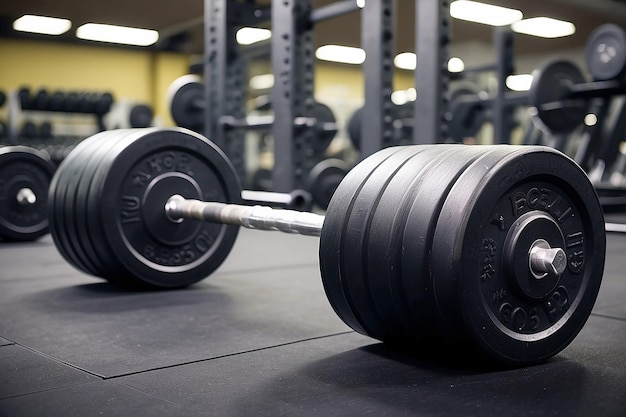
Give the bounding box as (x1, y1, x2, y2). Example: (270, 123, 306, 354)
(1, 217, 625, 416)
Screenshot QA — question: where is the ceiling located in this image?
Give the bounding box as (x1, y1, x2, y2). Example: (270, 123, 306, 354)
(1, 0, 626, 60)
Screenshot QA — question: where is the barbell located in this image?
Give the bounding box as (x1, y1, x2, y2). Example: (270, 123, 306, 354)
(47, 127, 606, 365)
(0, 146, 55, 241)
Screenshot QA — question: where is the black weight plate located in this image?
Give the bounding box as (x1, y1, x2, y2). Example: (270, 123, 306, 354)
(167, 75, 205, 131)
(321, 147, 419, 338)
(347, 106, 362, 150)
(250, 168, 272, 191)
(93, 128, 241, 288)
(311, 101, 337, 154)
(364, 145, 455, 340)
(0, 146, 55, 241)
(431, 146, 605, 365)
(529, 60, 588, 135)
(65, 130, 132, 276)
(585, 24, 626, 81)
(49, 130, 124, 274)
(307, 158, 350, 210)
(368, 146, 487, 342)
(320, 146, 401, 335)
(84, 130, 153, 282)
(129, 104, 154, 128)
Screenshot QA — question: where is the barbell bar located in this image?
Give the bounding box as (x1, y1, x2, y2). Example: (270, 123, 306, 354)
(47, 127, 606, 365)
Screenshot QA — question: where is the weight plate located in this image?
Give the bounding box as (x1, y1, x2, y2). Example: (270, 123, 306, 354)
(347, 106, 362, 150)
(0, 146, 55, 241)
(339, 147, 431, 339)
(377, 146, 486, 341)
(67, 130, 133, 277)
(307, 158, 350, 210)
(167, 75, 205, 131)
(529, 60, 589, 135)
(364, 145, 456, 339)
(311, 101, 337, 155)
(250, 168, 272, 191)
(49, 130, 125, 274)
(585, 24, 626, 81)
(320, 146, 401, 335)
(448, 84, 485, 142)
(348, 103, 415, 150)
(85, 130, 153, 282)
(129, 104, 154, 128)
(431, 146, 605, 364)
(91, 128, 241, 288)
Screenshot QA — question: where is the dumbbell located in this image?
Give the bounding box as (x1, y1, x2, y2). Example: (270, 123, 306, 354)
(47, 127, 605, 365)
(0, 146, 55, 241)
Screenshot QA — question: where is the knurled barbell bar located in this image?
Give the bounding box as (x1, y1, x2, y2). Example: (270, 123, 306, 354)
(0, 146, 55, 241)
(47, 127, 606, 365)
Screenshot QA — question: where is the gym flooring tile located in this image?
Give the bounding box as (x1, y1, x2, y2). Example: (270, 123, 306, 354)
(0, 230, 345, 378)
(592, 234, 626, 320)
(0, 344, 98, 399)
(87, 317, 626, 417)
(0, 380, 185, 416)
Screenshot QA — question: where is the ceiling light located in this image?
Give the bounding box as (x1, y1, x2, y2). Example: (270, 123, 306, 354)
(316, 45, 365, 65)
(356, 0, 366, 8)
(236, 27, 271, 45)
(448, 57, 465, 72)
(506, 74, 533, 91)
(13, 15, 71, 36)
(394, 52, 416, 70)
(77, 23, 158, 46)
(512, 17, 575, 38)
(249, 74, 275, 90)
(450, 1, 522, 26)
(391, 88, 417, 105)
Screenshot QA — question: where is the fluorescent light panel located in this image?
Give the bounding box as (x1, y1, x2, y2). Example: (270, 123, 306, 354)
(451, 0, 522, 26)
(76, 23, 158, 46)
(316, 45, 365, 65)
(249, 74, 275, 90)
(236, 27, 271, 45)
(391, 88, 417, 105)
(448, 57, 465, 72)
(512, 17, 575, 38)
(506, 74, 533, 91)
(13, 15, 71, 35)
(394, 52, 416, 70)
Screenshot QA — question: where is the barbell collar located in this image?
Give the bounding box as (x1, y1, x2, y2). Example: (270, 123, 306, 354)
(165, 195, 324, 237)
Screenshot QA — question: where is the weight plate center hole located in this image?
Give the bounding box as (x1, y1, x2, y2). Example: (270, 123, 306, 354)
(504, 211, 566, 302)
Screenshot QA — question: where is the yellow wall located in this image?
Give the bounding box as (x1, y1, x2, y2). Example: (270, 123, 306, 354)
(0, 38, 190, 126)
(0, 37, 415, 130)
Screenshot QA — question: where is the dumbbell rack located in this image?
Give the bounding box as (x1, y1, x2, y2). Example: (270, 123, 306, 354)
(5, 88, 113, 145)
